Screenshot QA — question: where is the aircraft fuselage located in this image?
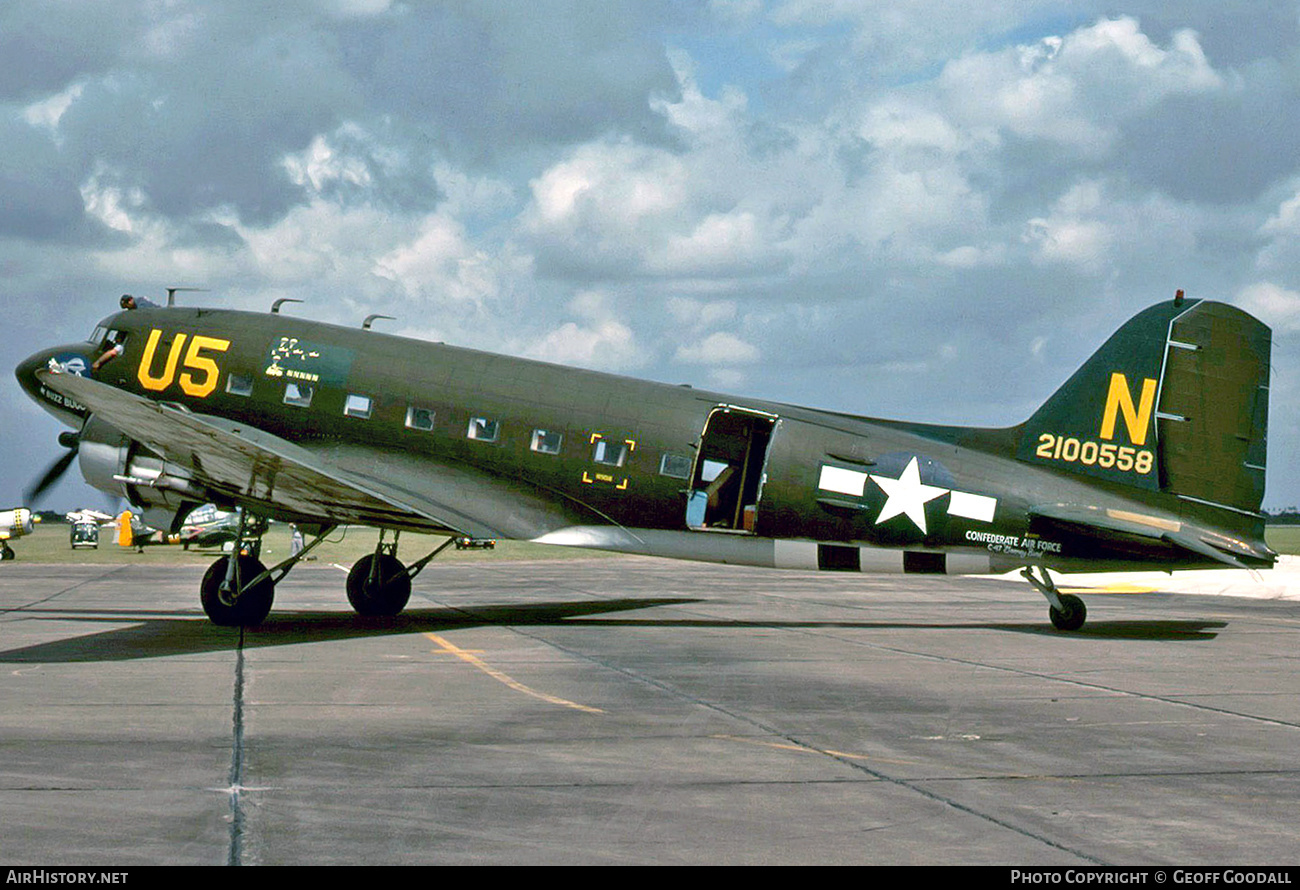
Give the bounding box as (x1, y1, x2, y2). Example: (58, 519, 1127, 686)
(15, 302, 1273, 579)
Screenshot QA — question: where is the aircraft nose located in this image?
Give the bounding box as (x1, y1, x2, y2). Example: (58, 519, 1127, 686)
(14, 349, 49, 403)
(15, 344, 95, 425)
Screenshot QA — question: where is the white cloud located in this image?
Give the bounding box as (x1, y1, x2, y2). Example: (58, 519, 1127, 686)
(375, 214, 506, 306)
(525, 319, 646, 371)
(940, 17, 1227, 155)
(284, 132, 375, 194)
(1235, 281, 1300, 333)
(522, 291, 649, 372)
(22, 83, 84, 141)
(666, 297, 737, 329)
(79, 165, 146, 235)
(1024, 182, 1113, 272)
(675, 331, 760, 365)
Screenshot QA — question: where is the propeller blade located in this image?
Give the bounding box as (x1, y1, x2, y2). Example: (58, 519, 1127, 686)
(25, 445, 78, 506)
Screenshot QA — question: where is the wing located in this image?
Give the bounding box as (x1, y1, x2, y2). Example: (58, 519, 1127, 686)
(38, 369, 512, 538)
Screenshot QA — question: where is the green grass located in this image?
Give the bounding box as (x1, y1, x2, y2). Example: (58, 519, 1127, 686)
(2, 522, 624, 567)
(1265, 526, 1300, 557)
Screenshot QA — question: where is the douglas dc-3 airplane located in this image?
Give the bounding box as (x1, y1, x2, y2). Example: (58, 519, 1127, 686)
(14, 292, 1273, 630)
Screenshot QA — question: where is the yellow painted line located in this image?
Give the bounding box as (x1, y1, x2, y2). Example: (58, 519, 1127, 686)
(711, 734, 917, 766)
(423, 632, 604, 714)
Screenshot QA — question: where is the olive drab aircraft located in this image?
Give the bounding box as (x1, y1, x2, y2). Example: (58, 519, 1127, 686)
(14, 291, 1274, 630)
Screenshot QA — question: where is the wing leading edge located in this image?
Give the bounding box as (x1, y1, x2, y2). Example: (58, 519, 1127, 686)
(36, 368, 501, 538)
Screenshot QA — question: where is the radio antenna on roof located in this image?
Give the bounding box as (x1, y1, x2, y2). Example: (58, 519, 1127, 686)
(165, 286, 207, 307)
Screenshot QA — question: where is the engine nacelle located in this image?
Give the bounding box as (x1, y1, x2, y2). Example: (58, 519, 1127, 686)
(0, 508, 33, 539)
(78, 415, 209, 530)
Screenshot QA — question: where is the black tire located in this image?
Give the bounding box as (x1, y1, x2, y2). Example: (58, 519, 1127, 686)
(0, 544, 13, 561)
(201, 555, 275, 626)
(346, 553, 412, 617)
(1049, 593, 1087, 631)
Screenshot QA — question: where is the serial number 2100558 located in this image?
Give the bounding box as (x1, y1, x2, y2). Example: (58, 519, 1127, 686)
(1035, 433, 1154, 474)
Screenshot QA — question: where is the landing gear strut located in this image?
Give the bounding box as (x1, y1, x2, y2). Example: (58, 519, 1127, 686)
(345, 530, 457, 618)
(199, 510, 335, 627)
(1022, 564, 1087, 631)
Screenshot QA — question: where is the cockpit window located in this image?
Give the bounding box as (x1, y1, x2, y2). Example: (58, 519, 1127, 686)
(88, 314, 120, 345)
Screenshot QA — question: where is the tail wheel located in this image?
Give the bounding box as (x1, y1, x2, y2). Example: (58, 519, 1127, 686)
(201, 555, 275, 626)
(346, 553, 412, 617)
(1049, 593, 1087, 631)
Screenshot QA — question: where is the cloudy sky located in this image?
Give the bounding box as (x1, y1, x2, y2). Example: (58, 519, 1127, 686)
(3, 1, 1299, 513)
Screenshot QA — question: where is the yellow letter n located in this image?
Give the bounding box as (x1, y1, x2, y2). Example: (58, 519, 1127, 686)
(1100, 372, 1157, 446)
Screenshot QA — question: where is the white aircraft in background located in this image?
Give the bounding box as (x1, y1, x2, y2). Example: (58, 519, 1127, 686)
(0, 508, 35, 560)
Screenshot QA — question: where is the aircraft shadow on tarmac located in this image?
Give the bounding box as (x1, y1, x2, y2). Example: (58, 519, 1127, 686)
(0, 598, 696, 663)
(0, 597, 1227, 663)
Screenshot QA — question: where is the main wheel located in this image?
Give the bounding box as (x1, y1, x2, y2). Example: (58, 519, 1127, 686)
(1049, 593, 1087, 631)
(346, 553, 412, 617)
(201, 555, 275, 626)
(0, 544, 13, 561)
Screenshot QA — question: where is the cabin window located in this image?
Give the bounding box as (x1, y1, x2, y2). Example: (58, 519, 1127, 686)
(344, 394, 373, 419)
(659, 453, 692, 479)
(283, 382, 313, 407)
(406, 406, 435, 431)
(467, 417, 499, 442)
(592, 439, 628, 467)
(531, 429, 563, 454)
(226, 374, 253, 397)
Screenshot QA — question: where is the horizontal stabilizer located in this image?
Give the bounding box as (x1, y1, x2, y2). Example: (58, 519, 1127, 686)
(1029, 503, 1272, 570)
(1162, 529, 1247, 570)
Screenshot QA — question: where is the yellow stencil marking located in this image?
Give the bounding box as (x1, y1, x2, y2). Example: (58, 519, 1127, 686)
(1059, 584, 1157, 595)
(423, 632, 604, 714)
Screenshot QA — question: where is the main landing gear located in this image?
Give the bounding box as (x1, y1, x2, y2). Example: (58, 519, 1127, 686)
(199, 518, 458, 627)
(1021, 564, 1087, 631)
(200, 509, 325, 627)
(347, 529, 457, 617)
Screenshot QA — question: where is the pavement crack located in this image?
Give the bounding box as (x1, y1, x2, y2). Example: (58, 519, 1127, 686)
(227, 626, 247, 867)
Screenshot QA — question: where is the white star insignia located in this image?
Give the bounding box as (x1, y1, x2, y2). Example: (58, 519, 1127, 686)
(869, 456, 948, 534)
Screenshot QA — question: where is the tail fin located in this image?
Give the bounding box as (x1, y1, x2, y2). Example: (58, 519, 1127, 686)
(1018, 296, 1270, 517)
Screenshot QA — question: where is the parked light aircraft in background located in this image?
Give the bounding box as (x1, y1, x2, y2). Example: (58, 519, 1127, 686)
(14, 291, 1273, 629)
(0, 508, 34, 560)
(62, 504, 250, 552)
